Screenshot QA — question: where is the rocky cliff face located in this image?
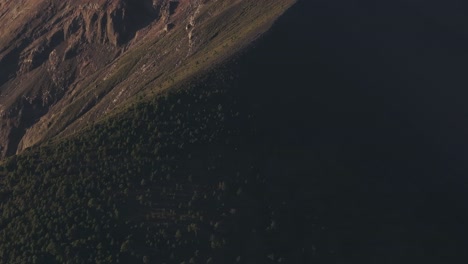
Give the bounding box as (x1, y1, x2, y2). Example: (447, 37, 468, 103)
(0, 0, 295, 157)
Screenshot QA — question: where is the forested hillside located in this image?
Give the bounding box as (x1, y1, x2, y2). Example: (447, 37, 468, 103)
(0, 66, 320, 263)
(5, 0, 466, 263)
(0, 1, 327, 263)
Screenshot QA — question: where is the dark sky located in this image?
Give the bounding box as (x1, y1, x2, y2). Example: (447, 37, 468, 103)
(241, 0, 468, 262)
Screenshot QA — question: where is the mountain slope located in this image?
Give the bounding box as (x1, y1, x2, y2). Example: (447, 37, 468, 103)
(0, 2, 337, 263)
(0, 48, 321, 263)
(0, 0, 295, 158)
(0, 76, 260, 263)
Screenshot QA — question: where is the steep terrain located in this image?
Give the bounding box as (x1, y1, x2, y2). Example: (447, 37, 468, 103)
(0, 2, 321, 263)
(0, 0, 295, 158)
(0, 74, 299, 263)
(5, 0, 468, 263)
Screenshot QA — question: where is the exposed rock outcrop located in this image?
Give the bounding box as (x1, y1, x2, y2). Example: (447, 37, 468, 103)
(0, 0, 296, 157)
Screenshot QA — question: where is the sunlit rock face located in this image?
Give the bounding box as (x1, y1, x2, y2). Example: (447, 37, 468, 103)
(0, 0, 295, 157)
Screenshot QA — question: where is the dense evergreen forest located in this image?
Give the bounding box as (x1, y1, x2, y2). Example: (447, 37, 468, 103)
(0, 66, 321, 263)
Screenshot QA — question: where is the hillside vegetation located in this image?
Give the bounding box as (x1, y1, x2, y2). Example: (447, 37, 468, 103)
(0, 1, 330, 263)
(0, 66, 319, 263)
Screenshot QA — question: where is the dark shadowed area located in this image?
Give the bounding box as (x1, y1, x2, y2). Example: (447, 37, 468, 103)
(231, 0, 468, 262)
